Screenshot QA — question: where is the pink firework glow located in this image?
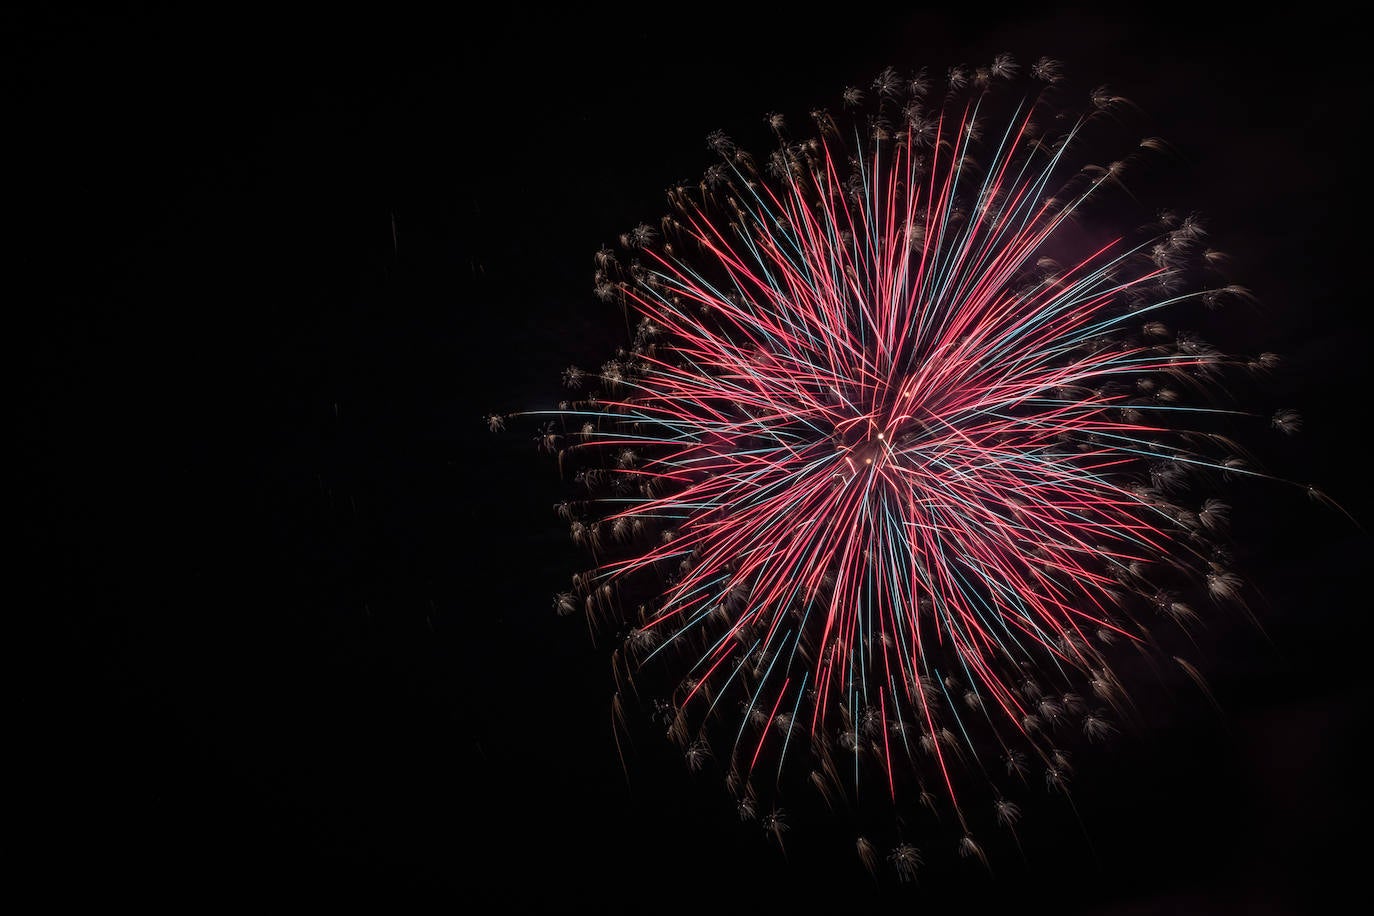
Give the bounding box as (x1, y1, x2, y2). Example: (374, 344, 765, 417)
(495, 55, 1324, 877)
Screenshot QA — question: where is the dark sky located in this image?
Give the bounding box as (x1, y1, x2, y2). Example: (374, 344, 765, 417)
(22, 4, 1371, 912)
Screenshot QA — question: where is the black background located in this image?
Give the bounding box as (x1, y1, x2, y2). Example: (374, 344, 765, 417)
(21, 4, 1371, 912)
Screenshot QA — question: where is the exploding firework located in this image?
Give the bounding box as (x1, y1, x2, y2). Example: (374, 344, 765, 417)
(492, 54, 1326, 878)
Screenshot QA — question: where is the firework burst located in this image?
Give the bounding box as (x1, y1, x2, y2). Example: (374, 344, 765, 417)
(493, 55, 1321, 878)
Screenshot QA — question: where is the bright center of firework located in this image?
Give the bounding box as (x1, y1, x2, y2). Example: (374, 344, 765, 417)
(837, 415, 914, 475)
(850, 429, 888, 467)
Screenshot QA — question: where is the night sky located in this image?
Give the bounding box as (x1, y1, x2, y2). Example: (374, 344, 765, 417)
(23, 5, 1371, 912)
